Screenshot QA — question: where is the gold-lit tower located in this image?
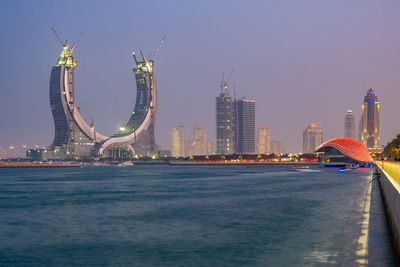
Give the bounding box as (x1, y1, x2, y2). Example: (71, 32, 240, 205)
(361, 88, 380, 149)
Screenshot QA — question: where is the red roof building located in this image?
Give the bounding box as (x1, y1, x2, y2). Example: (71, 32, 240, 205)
(315, 138, 373, 166)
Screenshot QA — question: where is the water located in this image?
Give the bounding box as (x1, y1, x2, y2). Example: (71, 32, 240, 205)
(0, 166, 395, 266)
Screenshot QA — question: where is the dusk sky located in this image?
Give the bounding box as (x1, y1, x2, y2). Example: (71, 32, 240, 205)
(1, 0, 400, 153)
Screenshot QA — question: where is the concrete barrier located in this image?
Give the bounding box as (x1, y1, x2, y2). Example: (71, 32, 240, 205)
(376, 161, 400, 262)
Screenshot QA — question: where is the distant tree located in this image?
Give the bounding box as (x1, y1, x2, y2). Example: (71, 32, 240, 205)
(383, 134, 400, 160)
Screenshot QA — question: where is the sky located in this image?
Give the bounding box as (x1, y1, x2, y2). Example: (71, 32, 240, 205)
(1, 0, 400, 154)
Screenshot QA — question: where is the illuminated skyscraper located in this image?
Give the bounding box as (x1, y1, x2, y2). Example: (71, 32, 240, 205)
(186, 126, 214, 156)
(216, 91, 235, 154)
(170, 126, 185, 157)
(303, 123, 323, 153)
(207, 140, 214, 155)
(41, 30, 159, 160)
(186, 125, 207, 156)
(344, 110, 355, 139)
(0, 145, 7, 159)
(270, 140, 284, 155)
(361, 88, 380, 148)
(192, 126, 207, 155)
(357, 116, 363, 142)
(256, 125, 270, 154)
(236, 98, 256, 154)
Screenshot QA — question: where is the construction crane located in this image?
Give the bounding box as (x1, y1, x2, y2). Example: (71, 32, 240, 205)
(220, 70, 225, 93)
(50, 27, 84, 57)
(84, 102, 96, 143)
(220, 68, 234, 94)
(148, 35, 166, 61)
(51, 27, 67, 46)
(114, 98, 127, 131)
(69, 31, 84, 56)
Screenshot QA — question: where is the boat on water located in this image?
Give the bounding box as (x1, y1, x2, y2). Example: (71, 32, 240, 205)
(346, 163, 359, 169)
(118, 161, 134, 167)
(89, 162, 109, 166)
(338, 164, 359, 172)
(289, 166, 310, 172)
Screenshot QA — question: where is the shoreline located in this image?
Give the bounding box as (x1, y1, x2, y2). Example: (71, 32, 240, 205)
(169, 161, 318, 166)
(0, 162, 83, 168)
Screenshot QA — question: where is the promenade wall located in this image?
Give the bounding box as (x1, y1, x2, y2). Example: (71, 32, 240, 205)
(376, 161, 400, 260)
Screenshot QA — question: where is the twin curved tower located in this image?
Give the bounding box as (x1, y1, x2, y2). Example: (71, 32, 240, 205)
(48, 37, 157, 159)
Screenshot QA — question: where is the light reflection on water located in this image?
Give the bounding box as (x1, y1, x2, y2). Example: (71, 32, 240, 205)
(0, 166, 395, 266)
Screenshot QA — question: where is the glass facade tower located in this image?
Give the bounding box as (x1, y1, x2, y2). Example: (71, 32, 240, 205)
(361, 88, 380, 149)
(344, 110, 355, 139)
(236, 98, 256, 154)
(42, 36, 158, 160)
(256, 126, 270, 154)
(303, 123, 323, 153)
(170, 126, 185, 157)
(216, 92, 235, 155)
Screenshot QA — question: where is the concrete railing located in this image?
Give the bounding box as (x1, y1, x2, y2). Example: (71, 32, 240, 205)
(377, 161, 400, 186)
(376, 160, 400, 261)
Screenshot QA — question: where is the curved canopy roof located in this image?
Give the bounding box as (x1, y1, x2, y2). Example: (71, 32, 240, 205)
(316, 138, 373, 163)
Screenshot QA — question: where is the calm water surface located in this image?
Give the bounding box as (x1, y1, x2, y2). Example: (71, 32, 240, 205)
(0, 166, 395, 266)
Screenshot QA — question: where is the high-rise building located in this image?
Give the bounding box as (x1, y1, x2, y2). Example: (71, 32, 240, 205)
(303, 123, 323, 153)
(192, 126, 208, 155)
(270, 140, 284, 155)
(184, 139, 192, 157)
(124, 53, 159, 156)
(40, 35, 158, 160)
(0, 145, 7, 159)
(207, 140, 214, 155)
(170, 126, 185, 157)
(256, 125, 270, 154)
(216, 91, 235, 154)
(361, 88, 380, 149)
(186, 126, 214, 156)
(357, 116, 363, 142)
(344, 110, 355, 139)
(236, 97, 256, 154)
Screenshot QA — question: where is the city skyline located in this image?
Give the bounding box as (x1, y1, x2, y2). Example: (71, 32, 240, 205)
(1, 1, 400, 153)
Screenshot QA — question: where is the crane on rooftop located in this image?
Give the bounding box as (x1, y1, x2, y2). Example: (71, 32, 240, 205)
(148, 35, 166, 62)
(51, 27, 67, 46)
(69, 31, 84, 56)
(220, 68, 234, 94)
(51, 27, 84, 56)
